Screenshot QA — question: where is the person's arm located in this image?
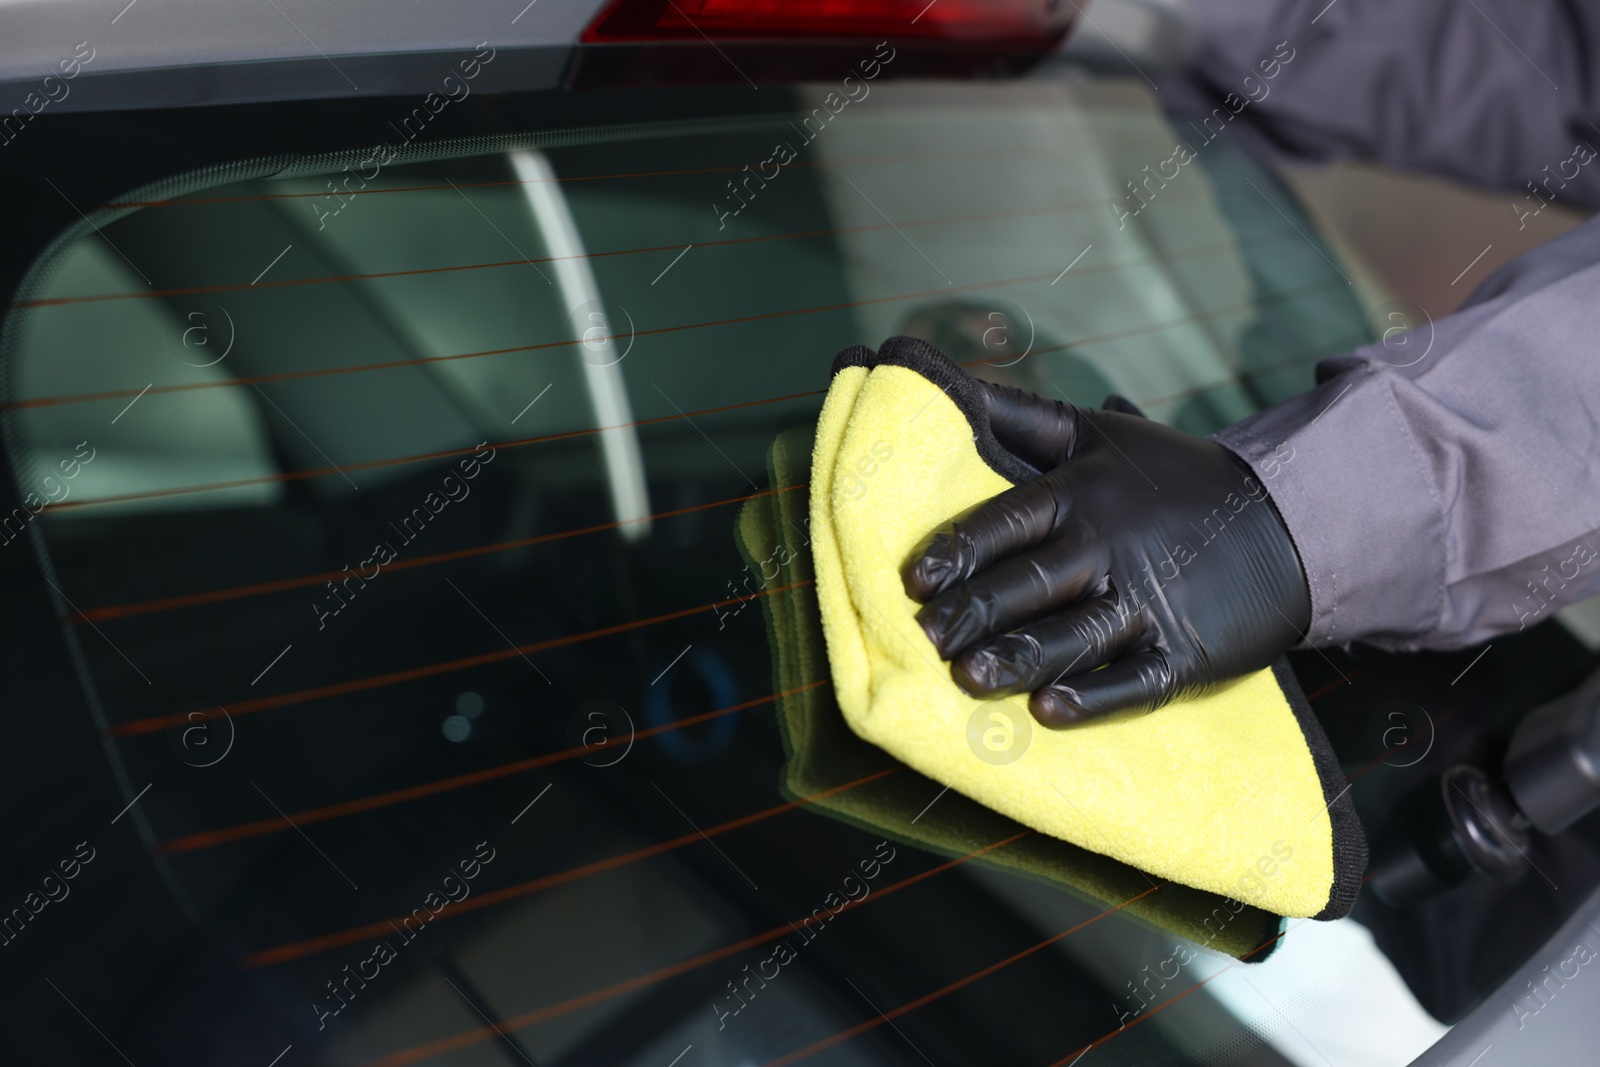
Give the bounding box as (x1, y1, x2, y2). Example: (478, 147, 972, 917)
(1215, 211, 1600, 651)
(1178, 0, 1600, 650)
(906, 219, 1600, 715)
(1187, 0, 1600, 210)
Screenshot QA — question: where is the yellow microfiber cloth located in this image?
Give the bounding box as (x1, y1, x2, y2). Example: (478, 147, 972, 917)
(809, 338, 1365, 920)
(736, 423, 1292, 960)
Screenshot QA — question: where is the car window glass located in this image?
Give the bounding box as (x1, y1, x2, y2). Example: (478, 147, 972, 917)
(3, 78, 1413, 1067)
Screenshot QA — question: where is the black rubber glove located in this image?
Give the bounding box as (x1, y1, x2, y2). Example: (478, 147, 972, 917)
(903, 381, 1311, 728)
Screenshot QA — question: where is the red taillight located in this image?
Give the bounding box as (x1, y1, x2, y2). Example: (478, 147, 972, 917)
(582, 0, 1074, 44)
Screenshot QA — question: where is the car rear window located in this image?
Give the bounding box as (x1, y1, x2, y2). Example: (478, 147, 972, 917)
(2, 78, 1396, 1066)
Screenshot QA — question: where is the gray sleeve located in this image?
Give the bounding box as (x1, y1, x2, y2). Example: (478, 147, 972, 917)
(1215, 213, 1600, 652)
(1189, 0, 1600, 651)
(1186, 0, 1600, 210)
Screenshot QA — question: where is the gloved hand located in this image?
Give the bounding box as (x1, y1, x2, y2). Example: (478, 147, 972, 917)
(902, 381, 1311, 727)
